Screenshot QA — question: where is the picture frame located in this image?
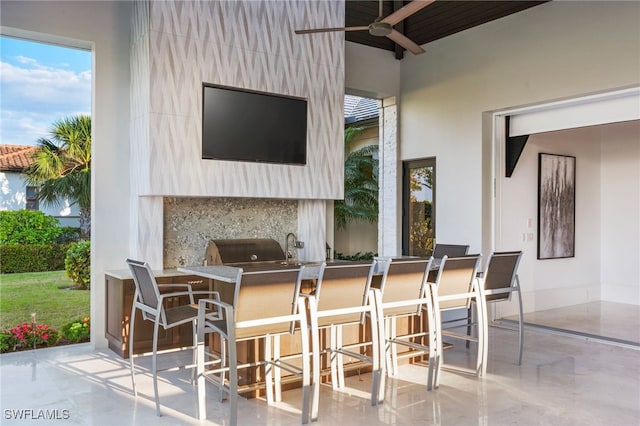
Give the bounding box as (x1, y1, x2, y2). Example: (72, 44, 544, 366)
(537, 153, 576, 260)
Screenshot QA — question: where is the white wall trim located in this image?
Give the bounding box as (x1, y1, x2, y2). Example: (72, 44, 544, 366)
(491, 86, 640, 253)
(502, 86, 640, 137)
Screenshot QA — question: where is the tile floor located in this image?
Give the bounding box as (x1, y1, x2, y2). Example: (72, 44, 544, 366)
(513, 301, 640, 346)
(1, 302, 639, 425)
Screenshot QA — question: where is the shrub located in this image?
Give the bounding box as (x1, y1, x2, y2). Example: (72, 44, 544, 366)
(0, 243, 70, 273)
(0, 210, 62, 244)
(56, 227, 82, 244)
(61, 317, 90, 342)
(334, 251, 377, 261)
(0, 331, 16, 353)
(65, 241, 91, 289)
(3, 322, 60, 351)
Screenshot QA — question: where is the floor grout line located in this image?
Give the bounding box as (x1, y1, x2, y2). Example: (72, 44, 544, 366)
(496, 319, 640, 350)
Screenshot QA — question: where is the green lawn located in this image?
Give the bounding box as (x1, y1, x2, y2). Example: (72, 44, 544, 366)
(0, 271, 90, 331)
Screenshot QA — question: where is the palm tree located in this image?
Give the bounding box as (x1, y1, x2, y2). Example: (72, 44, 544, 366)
(25, 115, 92, 239)
(334, 126, 379, 230)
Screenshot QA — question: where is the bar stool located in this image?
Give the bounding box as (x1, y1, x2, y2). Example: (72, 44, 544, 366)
(126, 258, 221, 417)
(430, 254, 486, 389)
(376, 257, 436, 389)
(195, 266, 313, 425)
(306, 261, 383, 421)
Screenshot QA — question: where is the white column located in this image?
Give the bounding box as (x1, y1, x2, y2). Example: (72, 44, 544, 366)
(378, 97, 400, 257)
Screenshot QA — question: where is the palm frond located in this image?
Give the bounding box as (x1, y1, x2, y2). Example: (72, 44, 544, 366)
(335, 125, 379, 229)
(23, 115, 92, 237)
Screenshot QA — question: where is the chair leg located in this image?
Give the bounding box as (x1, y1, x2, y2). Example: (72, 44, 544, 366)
(297, 298, 311, 424)
(129, 305, 137, 397)
(425, 303, 436, 391)
(265, 335, 274, 404)
(152, 319, 161, 417)
(474, 301, 485, 377)
(308, 297, 320, 422)
(466, 306, 472, 349)
(229, 337, 238, 426)
(329, 325, 339, 390)
(384, 317, 394, 376)
(336, 325, 345, 389)
(389, 316, 398, 376)
(197, 317, 207, 420)
(370, 289, 384, 405)
(219, 337, 227, 402)
(516, 277, 524, 366)
(274, 334, 282, 402)
(432, 303, 443, 389)
(191, 319, 197, 385)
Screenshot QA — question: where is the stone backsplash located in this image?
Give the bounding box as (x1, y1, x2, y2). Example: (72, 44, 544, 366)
(163, 197, 297, 268)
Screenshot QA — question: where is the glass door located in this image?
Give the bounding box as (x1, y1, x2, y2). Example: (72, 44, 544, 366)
(402, 158, 436, 256)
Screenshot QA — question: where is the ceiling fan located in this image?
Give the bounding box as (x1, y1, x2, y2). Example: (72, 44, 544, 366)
(294, 0, 435, 55)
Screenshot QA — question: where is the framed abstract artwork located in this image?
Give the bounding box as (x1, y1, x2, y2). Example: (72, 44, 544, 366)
(537, 153, 576, 260)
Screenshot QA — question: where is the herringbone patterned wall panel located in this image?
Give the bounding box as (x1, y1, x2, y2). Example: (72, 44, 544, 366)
(134, 0, 344, 199)
(131, 0, 344, 265)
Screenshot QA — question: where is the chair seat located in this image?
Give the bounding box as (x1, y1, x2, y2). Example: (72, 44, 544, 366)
(203, 318, 229, 338)
(164, 304, 199, 327)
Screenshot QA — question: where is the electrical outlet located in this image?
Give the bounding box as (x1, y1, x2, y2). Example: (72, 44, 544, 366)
(294, 241, 304, 249)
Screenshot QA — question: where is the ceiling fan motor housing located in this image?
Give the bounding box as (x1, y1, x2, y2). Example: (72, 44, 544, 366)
(368, 21, 392, 37)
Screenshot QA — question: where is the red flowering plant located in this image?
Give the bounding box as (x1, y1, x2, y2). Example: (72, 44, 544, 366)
(2, 322, 60, 351)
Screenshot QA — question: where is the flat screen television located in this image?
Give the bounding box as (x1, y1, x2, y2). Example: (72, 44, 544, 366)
(202, 83, 307, 165)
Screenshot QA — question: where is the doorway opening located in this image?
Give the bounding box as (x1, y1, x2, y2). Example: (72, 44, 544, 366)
(0, 34, 92, 349)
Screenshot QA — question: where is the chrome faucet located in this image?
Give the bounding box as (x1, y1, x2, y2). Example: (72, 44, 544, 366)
(285, 233, 297, 261)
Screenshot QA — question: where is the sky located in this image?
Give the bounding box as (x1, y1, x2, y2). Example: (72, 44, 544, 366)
(1, 36, 91, 146)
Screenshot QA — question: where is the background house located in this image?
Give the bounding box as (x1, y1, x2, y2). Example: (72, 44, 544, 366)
(0, 144, 80, 227)
(2, 1, 637, 349)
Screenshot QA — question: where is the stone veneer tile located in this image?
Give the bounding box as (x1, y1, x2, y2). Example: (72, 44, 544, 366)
(163, 197, 297, 268)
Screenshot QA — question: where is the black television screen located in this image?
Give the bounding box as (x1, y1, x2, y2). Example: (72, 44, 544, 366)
(202, 83, 307, 165)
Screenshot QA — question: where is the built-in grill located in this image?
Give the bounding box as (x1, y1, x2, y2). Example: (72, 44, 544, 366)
(204, 238, 286, 266)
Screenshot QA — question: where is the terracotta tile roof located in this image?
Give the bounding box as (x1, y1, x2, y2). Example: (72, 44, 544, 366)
(0, 145, 39, 172)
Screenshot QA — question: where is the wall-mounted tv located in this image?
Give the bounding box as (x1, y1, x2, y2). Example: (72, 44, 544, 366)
(202, 83, 307, 165)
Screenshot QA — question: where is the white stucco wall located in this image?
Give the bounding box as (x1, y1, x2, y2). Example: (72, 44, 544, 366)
(600, 122, 640, 305)
(399, 1, 640, 252)
(345, 41, 400, 99)
(346, 1, 640, 309)
(1, 0, 132, 348)
(500, 127, 603, 314)
(0, 171, 81, 227)
(0, 172, 28, 211)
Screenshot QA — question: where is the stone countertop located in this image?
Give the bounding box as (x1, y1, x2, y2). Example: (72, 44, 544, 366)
(104, 268, 193, 281)
(178, 262, 324, 282)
